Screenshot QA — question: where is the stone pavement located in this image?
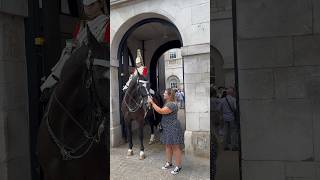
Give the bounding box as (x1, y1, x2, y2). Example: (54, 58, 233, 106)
(110, 127, 210, 180)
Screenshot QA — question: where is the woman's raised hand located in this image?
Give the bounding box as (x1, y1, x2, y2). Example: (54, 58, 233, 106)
(147, 96, 153, 104)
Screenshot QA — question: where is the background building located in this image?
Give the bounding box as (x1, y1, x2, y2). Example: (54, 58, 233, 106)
(163, 48, 183, 90)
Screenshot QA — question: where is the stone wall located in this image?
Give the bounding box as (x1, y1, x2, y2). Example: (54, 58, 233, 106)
(183, 44, 210, 158)
(211, 0, 235, 87)
(238, 0, 320, 179)
(0, 0, 30, 179)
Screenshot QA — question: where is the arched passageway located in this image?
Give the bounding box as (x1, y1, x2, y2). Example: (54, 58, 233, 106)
(115, 17, 184, 138)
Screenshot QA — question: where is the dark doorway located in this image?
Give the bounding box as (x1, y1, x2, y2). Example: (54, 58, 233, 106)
(149, 40, 182, 91)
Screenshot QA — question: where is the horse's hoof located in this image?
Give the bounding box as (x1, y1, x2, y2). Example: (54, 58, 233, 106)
(139, 154, 145, 160)
(127, 149, 133, 156)
(139, 151, 145, 160)
(148, 140, 154, 145)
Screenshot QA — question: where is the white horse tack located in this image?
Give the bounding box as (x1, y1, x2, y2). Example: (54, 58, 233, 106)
(93, 58, 110, 67)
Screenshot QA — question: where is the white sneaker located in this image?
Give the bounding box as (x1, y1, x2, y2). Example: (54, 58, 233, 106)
(161, 162, 173, 170)
(171, 166, 182, 175)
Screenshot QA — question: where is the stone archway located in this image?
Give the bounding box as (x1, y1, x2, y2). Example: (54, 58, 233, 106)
(149, 40, 182, 91)
(110, 1, 210, 158)
(117, 18, 183, 141)
(110, 13, 184, 147)
(211, 46, 225, 87)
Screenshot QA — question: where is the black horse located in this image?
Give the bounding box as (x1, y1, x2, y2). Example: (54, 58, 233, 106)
(121, 74, 162, 159)
(145, 91, 163, 145)
(37, 26, 109, 180)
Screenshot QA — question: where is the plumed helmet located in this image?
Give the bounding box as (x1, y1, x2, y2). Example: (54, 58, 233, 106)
(135, 49, 143, 65)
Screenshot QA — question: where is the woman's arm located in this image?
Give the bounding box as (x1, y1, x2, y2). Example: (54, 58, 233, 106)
(148, 97, 172, 115)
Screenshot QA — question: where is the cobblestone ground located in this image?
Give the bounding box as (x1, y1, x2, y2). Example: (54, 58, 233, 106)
(110, 127, 210, 180)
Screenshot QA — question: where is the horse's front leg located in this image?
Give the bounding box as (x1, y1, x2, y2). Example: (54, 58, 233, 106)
(139, 121, 145, 160)
(126, 120, 133, 156)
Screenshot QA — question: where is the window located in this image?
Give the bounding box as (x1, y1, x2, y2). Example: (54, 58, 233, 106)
(170, 80, 178, 88)
(169, 52, 176, 59)
(167, 75, 180, 89)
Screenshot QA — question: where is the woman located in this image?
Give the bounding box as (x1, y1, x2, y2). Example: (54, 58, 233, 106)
(40, 0, 109, 95)
(148, 88, 184, 175)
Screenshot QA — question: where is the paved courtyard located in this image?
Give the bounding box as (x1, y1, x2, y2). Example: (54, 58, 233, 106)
(110, 125, 210, 180)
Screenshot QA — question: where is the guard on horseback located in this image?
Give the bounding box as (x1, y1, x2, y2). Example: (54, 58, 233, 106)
(40, 0, 110, 100)
(37, 1, 110, 179)
(122, 49, 154, 114)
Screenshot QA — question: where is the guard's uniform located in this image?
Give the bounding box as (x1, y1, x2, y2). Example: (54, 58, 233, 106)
(122, 49, 151, 94)
(123, 66, 148, 91)
(40, 14, 110, 92)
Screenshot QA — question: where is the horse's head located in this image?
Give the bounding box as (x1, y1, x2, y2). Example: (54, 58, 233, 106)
(86, 26, 110, 111)
(58, 26, 110, 112)
(127, 73, 149, 97)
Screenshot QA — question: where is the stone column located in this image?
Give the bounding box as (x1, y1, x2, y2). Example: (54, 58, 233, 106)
(110, 58, 124, 147)
(182, 44, 210, 158)
(0, 0, 30, 179)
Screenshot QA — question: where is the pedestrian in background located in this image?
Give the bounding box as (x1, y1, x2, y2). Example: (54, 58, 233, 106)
(180, 90, 185, 108)
(220, 87, 238, 151)
(176, 89, 184, 109)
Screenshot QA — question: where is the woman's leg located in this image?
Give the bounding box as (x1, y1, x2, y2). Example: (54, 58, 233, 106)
(165, 145, 173, 163)
(172, 145, 182, 167)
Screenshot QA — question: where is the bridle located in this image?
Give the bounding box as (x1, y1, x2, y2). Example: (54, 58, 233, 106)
(123, 75, 145, 113)
(44, 44, 109, 160)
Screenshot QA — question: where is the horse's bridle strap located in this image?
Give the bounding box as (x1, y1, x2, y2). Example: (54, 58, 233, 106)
(138, 80, 148, 84)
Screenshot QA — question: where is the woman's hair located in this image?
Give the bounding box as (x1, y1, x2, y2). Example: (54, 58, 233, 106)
(165, 88, 176, 102)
